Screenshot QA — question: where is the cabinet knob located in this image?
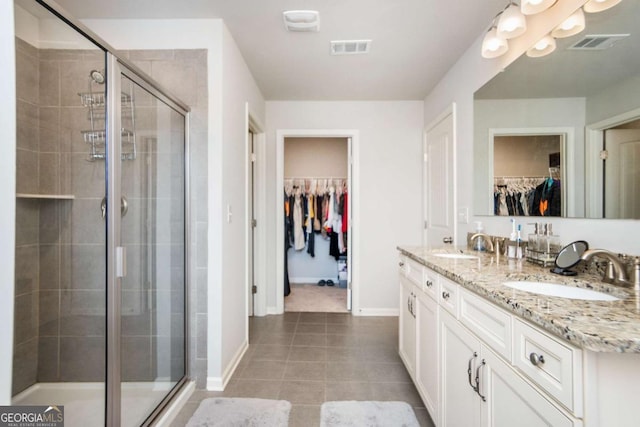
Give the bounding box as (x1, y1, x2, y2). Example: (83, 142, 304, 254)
(529, 352, 545, 366)
(443, 236, 453, 244)
(399, 261, 405, 267)
(442, 291, 450, 300)
(426, 280, 433, 288)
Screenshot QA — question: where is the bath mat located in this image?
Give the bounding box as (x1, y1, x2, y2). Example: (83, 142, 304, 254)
(320, 401, 419, 427)
(186, 397, 291, 427)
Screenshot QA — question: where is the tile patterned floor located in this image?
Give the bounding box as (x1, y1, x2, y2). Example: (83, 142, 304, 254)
(170, 312, 435, 426)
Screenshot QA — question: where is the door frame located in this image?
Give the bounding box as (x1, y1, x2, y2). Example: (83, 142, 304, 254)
(275, 129, 359, 315)
(586, 106, 640, 218)
(246, 106, 267, 317)
(423, 104, 457, 247)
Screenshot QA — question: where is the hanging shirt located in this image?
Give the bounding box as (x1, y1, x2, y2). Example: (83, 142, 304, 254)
(293, 194, 305, 250)
(341, 192, 348, 233)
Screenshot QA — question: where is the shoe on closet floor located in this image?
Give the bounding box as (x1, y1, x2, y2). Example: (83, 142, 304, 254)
(318, 280, 326, 286)
(326, 280, 334, 286)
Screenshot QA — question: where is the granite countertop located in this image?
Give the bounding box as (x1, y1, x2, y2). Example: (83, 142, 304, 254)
(397, 245, 640, 353)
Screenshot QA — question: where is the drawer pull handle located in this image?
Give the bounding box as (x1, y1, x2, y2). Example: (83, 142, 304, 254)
(529, 353, 545, 366)
(426, 280, 433, 288)
(467, 352, 478, 391)
(399, 262, 405, 267)
(442, 291, 450, 300)
(475, 359, 487, 402)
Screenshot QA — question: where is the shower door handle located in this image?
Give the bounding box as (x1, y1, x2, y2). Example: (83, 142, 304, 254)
(101, 196, 129, 219)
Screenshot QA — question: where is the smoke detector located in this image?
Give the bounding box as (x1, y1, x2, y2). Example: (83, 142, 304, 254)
(331, 40, 372, 55)
(283, 10, 320, 32)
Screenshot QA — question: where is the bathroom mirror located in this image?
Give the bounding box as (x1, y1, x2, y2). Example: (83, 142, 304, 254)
(473, 0, 640, 219)
(551, 240, 589, 276)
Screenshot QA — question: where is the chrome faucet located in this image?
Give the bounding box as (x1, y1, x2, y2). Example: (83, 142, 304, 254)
(580, 249, 640, 291)
(470, 233, 494, 253)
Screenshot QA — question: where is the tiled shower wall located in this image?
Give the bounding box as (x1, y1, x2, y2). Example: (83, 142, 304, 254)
(13, 38, 208, 394)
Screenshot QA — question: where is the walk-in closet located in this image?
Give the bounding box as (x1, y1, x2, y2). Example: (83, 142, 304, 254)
(283, 137, 351, 313)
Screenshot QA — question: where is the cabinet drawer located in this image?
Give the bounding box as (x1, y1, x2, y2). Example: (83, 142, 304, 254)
(513, 319, 583, 416)
(459, 288, 512, 361)
(439, 277, 458, 317)
(423, 268, 438, 299)
(398, 255, 409, 277)
(405, 257, 424, 286)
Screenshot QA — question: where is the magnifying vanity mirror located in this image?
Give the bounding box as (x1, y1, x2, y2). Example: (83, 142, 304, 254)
(473, 0, 640, 219)
(551, 240, 589, 276)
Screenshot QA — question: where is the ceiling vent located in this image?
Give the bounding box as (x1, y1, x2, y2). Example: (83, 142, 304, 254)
(331, 40, 372, 55)
(568, 34, 629, 50)
(283, 10, 320, 32)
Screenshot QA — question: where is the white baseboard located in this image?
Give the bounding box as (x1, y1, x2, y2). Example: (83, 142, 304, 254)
(207, 340, 248, 391)
(355, 308, 399, 317)
(154, 380, 195, 427)
(267, 306, 282, 315)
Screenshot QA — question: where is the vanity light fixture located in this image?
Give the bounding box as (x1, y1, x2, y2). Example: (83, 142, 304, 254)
(482, 24, 509, 58)
(551, 8, 585, 38)
(583, 0, 622, 13)
(282, 10, 320, 32)
(521, 0, 557, 15)
(526, 34, 556, 57)
(497, 2, 527, 39)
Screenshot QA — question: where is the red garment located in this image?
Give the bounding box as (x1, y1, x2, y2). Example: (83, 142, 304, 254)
(341, 192, 348, 233)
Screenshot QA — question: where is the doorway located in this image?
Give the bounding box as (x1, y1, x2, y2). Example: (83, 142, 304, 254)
(276, 130, 357, 314)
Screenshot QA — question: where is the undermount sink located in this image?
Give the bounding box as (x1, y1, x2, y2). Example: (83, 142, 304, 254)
(502, 281, 620, 301)
(433, 253, 479, 260)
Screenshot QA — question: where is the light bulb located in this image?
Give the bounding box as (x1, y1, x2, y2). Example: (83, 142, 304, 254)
(521, 0, 556, 15)
(482, 27, 509, 59)
(551, 8, 585, 38)
(526, 35, 556, 57)
(497, 3, 527, 39)
(584, 0, 622, 13)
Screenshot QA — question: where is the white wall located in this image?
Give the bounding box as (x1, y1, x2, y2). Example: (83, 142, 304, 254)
(424, 0, 640, 255)
(285, 137, 348, 177)
(266, 101, 424, 314)
(0, 0, 16, 406)
(474, 98, 586, 217)
(587, 73, 640, 125)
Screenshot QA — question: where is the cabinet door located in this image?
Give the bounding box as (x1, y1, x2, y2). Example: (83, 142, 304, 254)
(399, 276, 416, 376)
(440, 310, 482, 427)
(416, 290, 439, 421)
(480, 345, 580, 427)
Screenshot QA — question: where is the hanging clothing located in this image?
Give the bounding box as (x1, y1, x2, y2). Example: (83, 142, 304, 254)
(532, 179, 561, 216)
(293, 194, 305, 250)
(341, 192, 348, 233)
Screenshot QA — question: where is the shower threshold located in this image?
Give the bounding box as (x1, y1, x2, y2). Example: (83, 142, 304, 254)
(12, 381, 175, 427)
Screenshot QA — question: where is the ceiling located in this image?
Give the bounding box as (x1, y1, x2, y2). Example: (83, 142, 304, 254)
(49, 0, 507, 101)
(475, 0, 640, 100)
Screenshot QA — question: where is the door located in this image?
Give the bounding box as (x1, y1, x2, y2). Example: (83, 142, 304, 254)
(604, 129, 640, 219)
(108, 60, 188, 427)
(399, 277, 416, 376)
(440, 310, 481, 427)
(248, 129, 256, 316)
(480, 346, 578, 427)
(415, 290, 439, 420)
(424, 107, 455, 247)
(347, 137, 353, 311)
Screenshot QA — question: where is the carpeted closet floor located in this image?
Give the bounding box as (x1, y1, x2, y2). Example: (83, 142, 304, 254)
(285, 283, 348, 313)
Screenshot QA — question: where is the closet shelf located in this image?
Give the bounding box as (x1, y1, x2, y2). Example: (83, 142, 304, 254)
(16, 193, 75, 200)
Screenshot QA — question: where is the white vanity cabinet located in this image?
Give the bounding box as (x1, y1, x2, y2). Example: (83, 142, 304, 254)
(399, 256, 583, 427)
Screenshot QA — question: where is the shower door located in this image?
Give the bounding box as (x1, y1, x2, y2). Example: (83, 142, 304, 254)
(106, 58, 188, 427)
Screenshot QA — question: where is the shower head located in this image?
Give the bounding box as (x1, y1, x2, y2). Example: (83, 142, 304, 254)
(90, 69, 105, 84)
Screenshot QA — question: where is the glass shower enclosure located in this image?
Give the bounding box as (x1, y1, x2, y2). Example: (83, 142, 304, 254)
(12, 1, 189, 426)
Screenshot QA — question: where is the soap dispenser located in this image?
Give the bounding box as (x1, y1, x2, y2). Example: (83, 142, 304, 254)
(474, 221, 486, 251)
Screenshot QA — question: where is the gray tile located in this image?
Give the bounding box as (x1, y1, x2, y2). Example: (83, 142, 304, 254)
(293, 334, 327, 347)
(364, 363, 412, 383)
(16, 148, 39, 194)
(288, 405, 321, 427)
(59, 336, 105, 381)
(121, 336, 152, 381)
(288, 346, 327, 362)
(255, 333, 294, 346)
(67, 153, 105, 197)
(326, 313, 353, 324)
(326, 362, 368, 382)
(328, 347, 360, 363)
(39, 290, 59, 337)
(59, 244, 106, 290)
(239, 360, 286, 380)
(250, 345, 291, 362)
(14, 292, 38, 346)
(15, 199, 39, 246)
(299, 312, 327, 324)
(39, 59, 60, 107)
(325, 381, 373, 401)
(37, 336, 59, 382)
(296, 323, 326, 334)
(39, 245, 60, 290)
(17, 100, 39, 151)
(121, 312, 151, 336)
(284, 361, 326, 381)
(129, 50, 175, 61)
(15, 245, 39, 296)
(16, 47, 38, 104)
(39, 153, 60, 194)
(196, 313, 207, 359)
(326, 334, 358, 347)
(59, 314, 105, 337)
(225, 379, 282, 399)
(325, 323, 354, 335)
(12, 338, 38, 395)
(151, 60, 198, 106)
(357, 346, 402, 364)
(39, 201, 60, 245)
(278, 380, 325, 405)
(60, 290, 106, 318)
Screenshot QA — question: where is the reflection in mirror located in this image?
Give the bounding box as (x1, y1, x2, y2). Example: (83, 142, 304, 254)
(473, 0, 640, 219)
(551, 240, 589, 276)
